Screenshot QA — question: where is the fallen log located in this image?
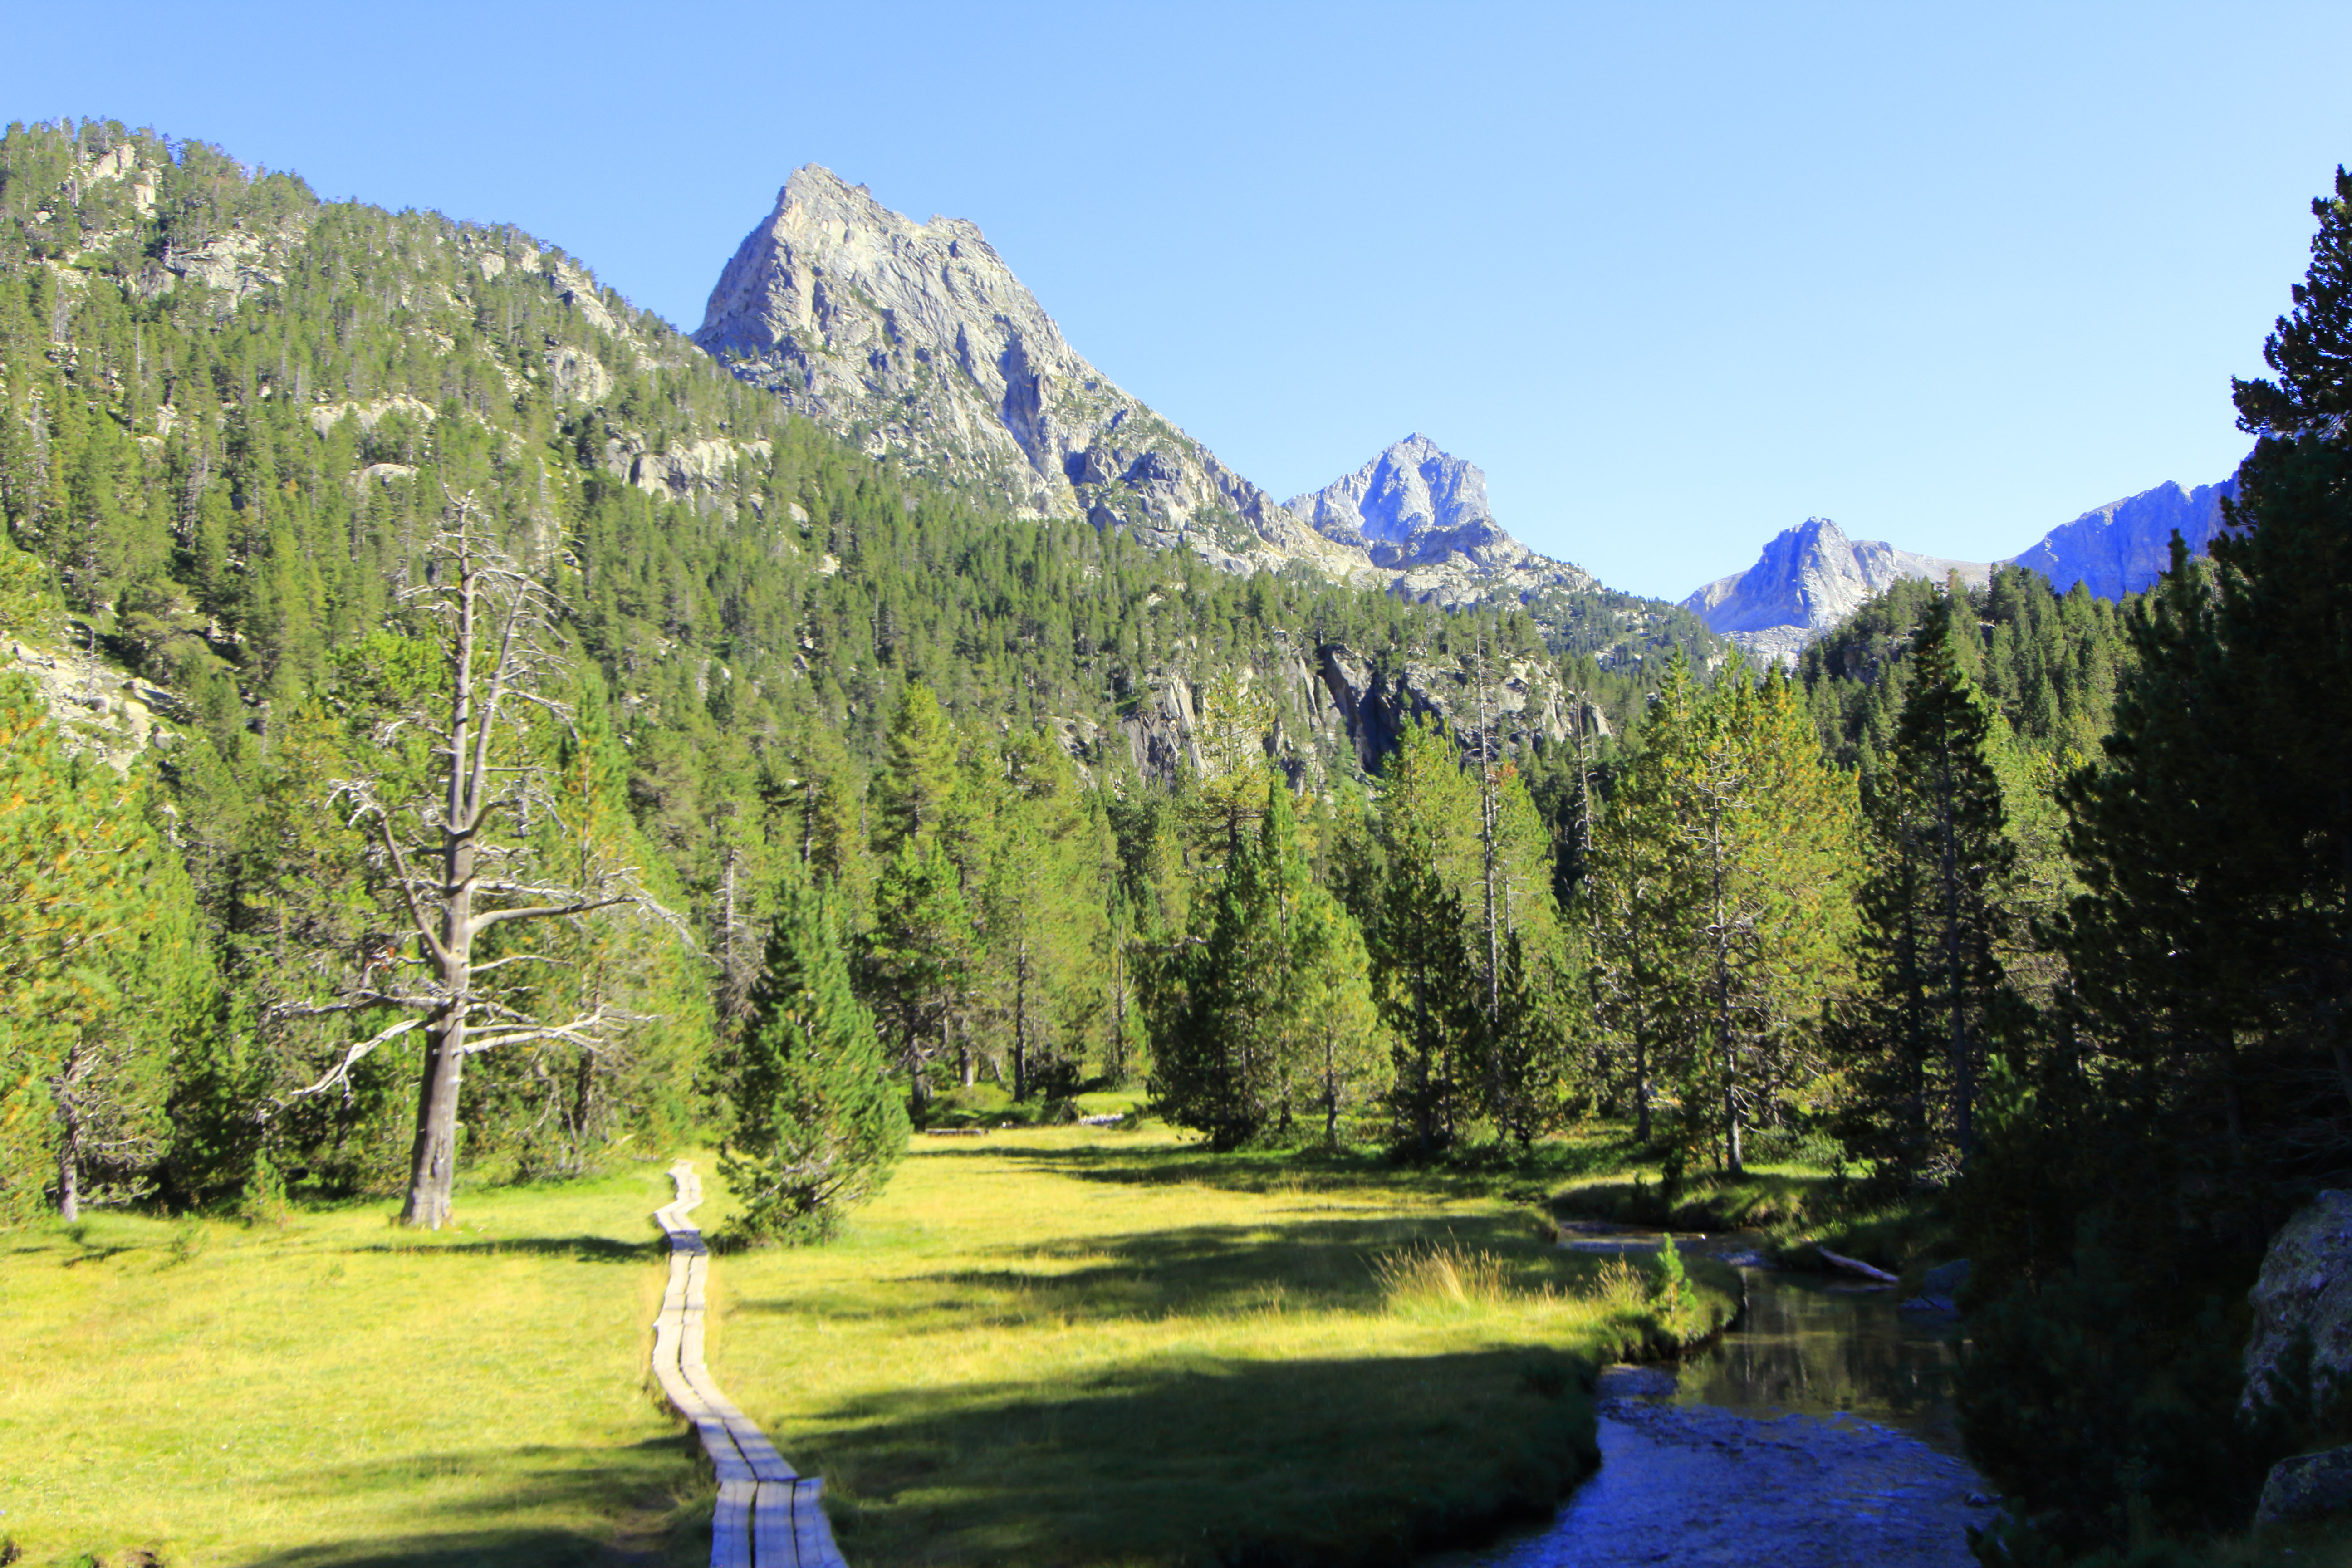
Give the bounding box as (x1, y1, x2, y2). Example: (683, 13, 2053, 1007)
(1815, 1245, 1900, 1285)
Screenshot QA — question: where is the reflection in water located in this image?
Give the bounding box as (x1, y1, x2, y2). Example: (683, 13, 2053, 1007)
(1674, 1267, 1968, 1452)
(1430, 1246, 1992, 1566)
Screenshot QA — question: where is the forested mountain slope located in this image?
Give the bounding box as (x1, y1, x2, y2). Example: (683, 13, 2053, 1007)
(0, 118, 1709, 1208)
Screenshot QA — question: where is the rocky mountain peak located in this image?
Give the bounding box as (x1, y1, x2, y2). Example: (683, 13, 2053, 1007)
(694, 166, 1351, 578)
(693, 170, 1694, 655)
(1284, 434, 1506, 566)
(1682, 519, 1990, 664)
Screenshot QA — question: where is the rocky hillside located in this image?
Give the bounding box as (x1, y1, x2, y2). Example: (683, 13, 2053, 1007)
(695, 169, 1710, 662)
(1688, 473, 2241, 660)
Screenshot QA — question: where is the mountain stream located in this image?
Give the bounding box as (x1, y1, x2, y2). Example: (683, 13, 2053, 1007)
(1433, 1226, 2003, 1568)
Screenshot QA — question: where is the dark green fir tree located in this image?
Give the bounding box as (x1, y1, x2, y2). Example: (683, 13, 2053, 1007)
(721, 874, 910, 1244)
(1832, 593, 2017, 1180)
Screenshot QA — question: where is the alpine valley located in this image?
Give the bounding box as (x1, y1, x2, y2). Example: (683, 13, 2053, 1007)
(8, 115, 2349, 1568)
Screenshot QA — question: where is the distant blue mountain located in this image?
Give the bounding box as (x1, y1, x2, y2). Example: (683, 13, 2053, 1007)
(2008, 477, 2235, 598)
(1684, 470, 2243, 658)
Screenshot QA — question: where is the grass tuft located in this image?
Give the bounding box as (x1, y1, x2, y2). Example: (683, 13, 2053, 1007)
(1372, 1239, 1511, 1313)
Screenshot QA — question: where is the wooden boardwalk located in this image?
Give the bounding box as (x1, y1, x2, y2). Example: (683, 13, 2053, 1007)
(653, 1161, 848, 1568)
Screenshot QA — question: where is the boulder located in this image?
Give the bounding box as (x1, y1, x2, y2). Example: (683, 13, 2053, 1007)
(2258, 1444, 2352, 1527)
(2243, 1190, 2352, 1418)
(1923, 1259, 1971, 1297)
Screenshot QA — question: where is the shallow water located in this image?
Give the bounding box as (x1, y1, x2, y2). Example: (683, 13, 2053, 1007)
(1431, 1233, 1995, 1567)
(1675, 1262, 1969, 1453)
(1561, 1225, 1969, 1449)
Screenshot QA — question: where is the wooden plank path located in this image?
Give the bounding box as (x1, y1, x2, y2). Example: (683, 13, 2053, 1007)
(654, 1160, 848, 1568)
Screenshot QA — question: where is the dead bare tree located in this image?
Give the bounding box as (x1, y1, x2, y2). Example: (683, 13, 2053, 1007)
(279, 495, 676, 1229)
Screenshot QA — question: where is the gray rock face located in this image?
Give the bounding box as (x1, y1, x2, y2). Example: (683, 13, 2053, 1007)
(2258, 1445, 2352, 1527)
(694, 172, 1627, 627)
(1284, 434, 1601, 610)
(2009, 478, 2236, 598)
(1681, 519, 1991, 663)
(1288, 432, 1507, 567)
(1111, 637, 1600, 789)
(2244, 1190, 2352, 1419)
(695, 167, 1359, 579)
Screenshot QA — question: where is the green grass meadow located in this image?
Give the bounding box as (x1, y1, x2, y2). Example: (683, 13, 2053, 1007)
(0, 1166, 697, 1568)
(3, 1123, 1735, 1568)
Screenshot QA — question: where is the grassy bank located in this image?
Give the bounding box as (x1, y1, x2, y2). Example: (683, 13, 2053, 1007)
(0, 1166, 700, 1568)
(705, 1124, 1736, 1568)
(1538, 1124, 1959, 1286)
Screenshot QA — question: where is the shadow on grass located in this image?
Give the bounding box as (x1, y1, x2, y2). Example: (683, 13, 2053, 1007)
(341, 1234, 666, 1264)
(241, 1437, 703, 1568)
(733, 1210, 1588, 1326)
(796, 1345, 1599, 1568)
(906, 1136, 1654, 1229)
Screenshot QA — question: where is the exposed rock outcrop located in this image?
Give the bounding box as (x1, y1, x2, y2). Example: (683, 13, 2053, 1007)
(2258, 1446, 2352, 1528)
(6, 638, 181, 771)
(1112, 637, 1602, 788)
(2244, 1190, 2352, 1419)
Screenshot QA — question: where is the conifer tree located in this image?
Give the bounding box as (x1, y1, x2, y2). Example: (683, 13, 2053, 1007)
(1832, 595, 2019, 1176)
(721, 872, 908, 1243)
(0, 674, 204, 1221)
(1584, 657, 1857, 1170)
(1151, 782, 1377, 1147)
(2233, 165, 2352, 439)
(864, 841, 974, 1105)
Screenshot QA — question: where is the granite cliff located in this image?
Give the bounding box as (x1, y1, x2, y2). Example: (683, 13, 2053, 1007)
(2009, 477, 2236, 598)
(694, 166, 1357, 579)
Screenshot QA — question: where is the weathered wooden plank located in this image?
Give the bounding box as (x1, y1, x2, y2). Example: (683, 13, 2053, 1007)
(656, 1161, 837, 1561)
(792, 1476, 847, 1568)
(711, 1478, 755, 1568)
(752, 1479, 797, 1568)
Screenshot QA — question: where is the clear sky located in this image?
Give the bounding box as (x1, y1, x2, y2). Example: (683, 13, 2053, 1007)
(8, 2, 2349, 601)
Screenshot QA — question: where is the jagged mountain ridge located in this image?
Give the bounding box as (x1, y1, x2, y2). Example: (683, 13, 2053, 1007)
(695, 168, 1701, 657)
(2009, 477, 2236, 597)
(1685, 474, 2241, 659)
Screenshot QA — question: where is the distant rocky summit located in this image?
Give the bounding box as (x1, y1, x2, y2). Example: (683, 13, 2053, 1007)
(1686, 475, 2242, 661)
(694, 169, 1684, 651)
(2008, 478, 2235, 598)
(696, 166, 1352, 580)
(1681, 519, 1989, 664)
(1282, 434, 1607, 613)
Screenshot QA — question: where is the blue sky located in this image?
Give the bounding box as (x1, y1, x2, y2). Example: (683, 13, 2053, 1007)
(7, 2, 2348, 600)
